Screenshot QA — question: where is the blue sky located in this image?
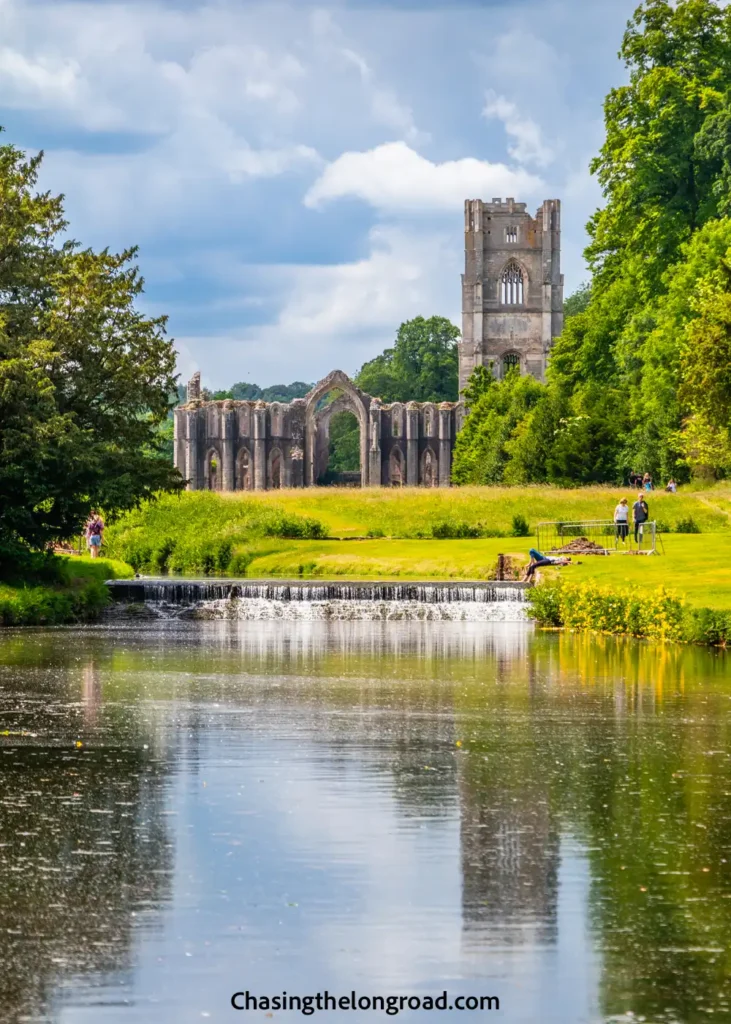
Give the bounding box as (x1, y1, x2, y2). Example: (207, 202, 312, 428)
(1, 0, 637, 389)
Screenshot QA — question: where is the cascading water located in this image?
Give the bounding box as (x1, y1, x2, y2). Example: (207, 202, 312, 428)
(106, 579, 530, 622)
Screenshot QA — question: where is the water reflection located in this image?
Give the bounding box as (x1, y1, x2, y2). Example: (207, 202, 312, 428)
(0, 622, 729, 1023)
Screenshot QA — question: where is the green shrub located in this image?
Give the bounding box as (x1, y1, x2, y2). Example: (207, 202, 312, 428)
(366, 528, 385, 539)
(431, 521, 481, 539)
(228, 551, 254, 576)
(511, 513, 530, 537)
(675, 517, 701, 534)
(655, 519, 671, 533)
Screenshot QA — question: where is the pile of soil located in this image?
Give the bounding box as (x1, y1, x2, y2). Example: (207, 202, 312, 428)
(554, 537, 607, 555)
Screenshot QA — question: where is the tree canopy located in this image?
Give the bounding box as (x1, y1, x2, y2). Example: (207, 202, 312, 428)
(355, 315, 459, 404)
(0, 133, 181, 553)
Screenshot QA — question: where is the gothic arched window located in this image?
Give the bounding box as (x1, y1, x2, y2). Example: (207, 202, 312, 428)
(500, 262, 524, 305)
(502, 352, 521, 376)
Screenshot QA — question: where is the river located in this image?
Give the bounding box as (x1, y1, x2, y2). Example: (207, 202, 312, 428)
(0, 619, 729, 1023)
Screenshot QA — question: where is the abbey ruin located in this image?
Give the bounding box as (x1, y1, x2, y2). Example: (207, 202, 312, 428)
(174, 197, 563, 490)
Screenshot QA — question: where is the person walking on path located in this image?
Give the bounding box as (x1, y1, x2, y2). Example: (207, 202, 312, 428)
(85, 513, 104, 559)
(633, 493, 649, 545)
(642, 473, 653, 491)
(614, 498, 629, 542)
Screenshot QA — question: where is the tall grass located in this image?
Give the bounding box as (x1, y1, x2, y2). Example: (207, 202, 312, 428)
(104, 492, 327, 574)
(216, 484, 731, 538)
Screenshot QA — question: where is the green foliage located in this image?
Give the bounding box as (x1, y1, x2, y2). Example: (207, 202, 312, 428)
(355, 315, 459, 403)
(563, 282, 592, 320)
(529, 576, 731, 646)
(210, 381, 312, 402)
(511, 513, 530, 537)
(674, 515, 701, 532)
(104, 492, 327, 575)
(0, 129, 182, 551)
(327, 410, 360, 474)
(451, 370, 545, 484)
(0, 555, 130, 626)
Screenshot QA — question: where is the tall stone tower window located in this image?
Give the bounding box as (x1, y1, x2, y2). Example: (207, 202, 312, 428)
(502, 352, 520, 376)
(505, 226, 518, 243)
(500, 261, 524, 305)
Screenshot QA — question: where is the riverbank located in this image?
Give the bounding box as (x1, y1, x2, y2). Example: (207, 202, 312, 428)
(0, 556, 133, 626)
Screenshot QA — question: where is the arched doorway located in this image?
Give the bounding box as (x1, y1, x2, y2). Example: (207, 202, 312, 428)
(205, 448, 221, 491)
(421, 447, 437, 487)
(304, 371, 369, 487)
(268, 448, 282, 489)
(236, 448, 252, 491)
(389, 446, 403, 487)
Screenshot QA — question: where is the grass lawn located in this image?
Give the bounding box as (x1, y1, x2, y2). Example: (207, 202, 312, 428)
(239, 535, 730, 609)
(242, 537, 532, 580)
(561, 534, 731, 609)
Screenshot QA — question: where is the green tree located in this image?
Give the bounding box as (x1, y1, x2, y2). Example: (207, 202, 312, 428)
(355, 315, 459, 403)
(563, 282, 592, 320)
(452, 370, 544, 485)
(0, 133, 181, 553)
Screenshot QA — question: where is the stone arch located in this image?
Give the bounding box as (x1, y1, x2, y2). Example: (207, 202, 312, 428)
(268, 447, 283, 489)
(389, 446, 404, 487)
(205, 447, 222, 491)
(420, 446, 438, 487)
(270, 402, 284, 437)
(422, 403, 437, 437)
(304, 370, 370, 486)
(390, 403, 404, 439)
(236, 446, 253, 491)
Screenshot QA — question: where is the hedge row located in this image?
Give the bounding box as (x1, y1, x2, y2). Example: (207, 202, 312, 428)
(528, 579, 731, 647)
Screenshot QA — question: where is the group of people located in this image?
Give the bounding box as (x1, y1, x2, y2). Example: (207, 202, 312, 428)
(614, 494, 649, 543)
(628, 471, 677, 493)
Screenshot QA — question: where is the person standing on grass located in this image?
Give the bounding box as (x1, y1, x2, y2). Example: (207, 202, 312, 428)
(85, 513, 104, 559)
(633, 493, 649, 544)
(614, 498, 629, 542)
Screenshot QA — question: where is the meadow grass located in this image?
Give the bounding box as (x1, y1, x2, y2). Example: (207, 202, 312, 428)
(218, 483, 731, 537)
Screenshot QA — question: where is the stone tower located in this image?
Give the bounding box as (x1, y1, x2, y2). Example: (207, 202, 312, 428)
(459, 198, 563, 393)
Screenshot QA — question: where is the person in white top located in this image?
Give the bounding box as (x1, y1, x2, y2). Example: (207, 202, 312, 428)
(614, 497, 629, 542)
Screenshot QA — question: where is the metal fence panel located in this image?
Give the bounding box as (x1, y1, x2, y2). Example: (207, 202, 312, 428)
(535, 520, 657, 556)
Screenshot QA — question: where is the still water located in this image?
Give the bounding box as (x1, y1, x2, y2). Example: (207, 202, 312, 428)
(0, 621, 730, 1024)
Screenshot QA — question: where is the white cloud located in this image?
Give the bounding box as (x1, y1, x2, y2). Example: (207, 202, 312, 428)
(305, 141, 544, 212)
(483, 90, 554, 168)
(174, 225, 462, 388)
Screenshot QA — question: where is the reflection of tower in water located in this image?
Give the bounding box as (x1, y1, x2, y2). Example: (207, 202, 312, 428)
(457, 653, 559, 951)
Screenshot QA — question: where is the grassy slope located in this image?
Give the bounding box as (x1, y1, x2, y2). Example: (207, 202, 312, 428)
(220, 484, 731, 537)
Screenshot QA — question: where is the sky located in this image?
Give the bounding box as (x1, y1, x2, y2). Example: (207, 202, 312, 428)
(0, 0, 638, 389)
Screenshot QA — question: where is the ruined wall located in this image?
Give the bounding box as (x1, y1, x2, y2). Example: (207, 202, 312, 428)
(173, 370, 464, 491)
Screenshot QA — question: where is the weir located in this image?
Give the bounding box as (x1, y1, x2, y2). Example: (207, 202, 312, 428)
(106, 579, 530, 621)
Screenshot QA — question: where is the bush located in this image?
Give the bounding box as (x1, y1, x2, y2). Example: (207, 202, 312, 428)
(675, 517, 701, 533)
(511, 513, 531, 537)
(431, 521, 482, 539)
(528, 578, 729, 646)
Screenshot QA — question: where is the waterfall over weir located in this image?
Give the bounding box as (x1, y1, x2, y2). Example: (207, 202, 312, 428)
(106, 579, 530, 622)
